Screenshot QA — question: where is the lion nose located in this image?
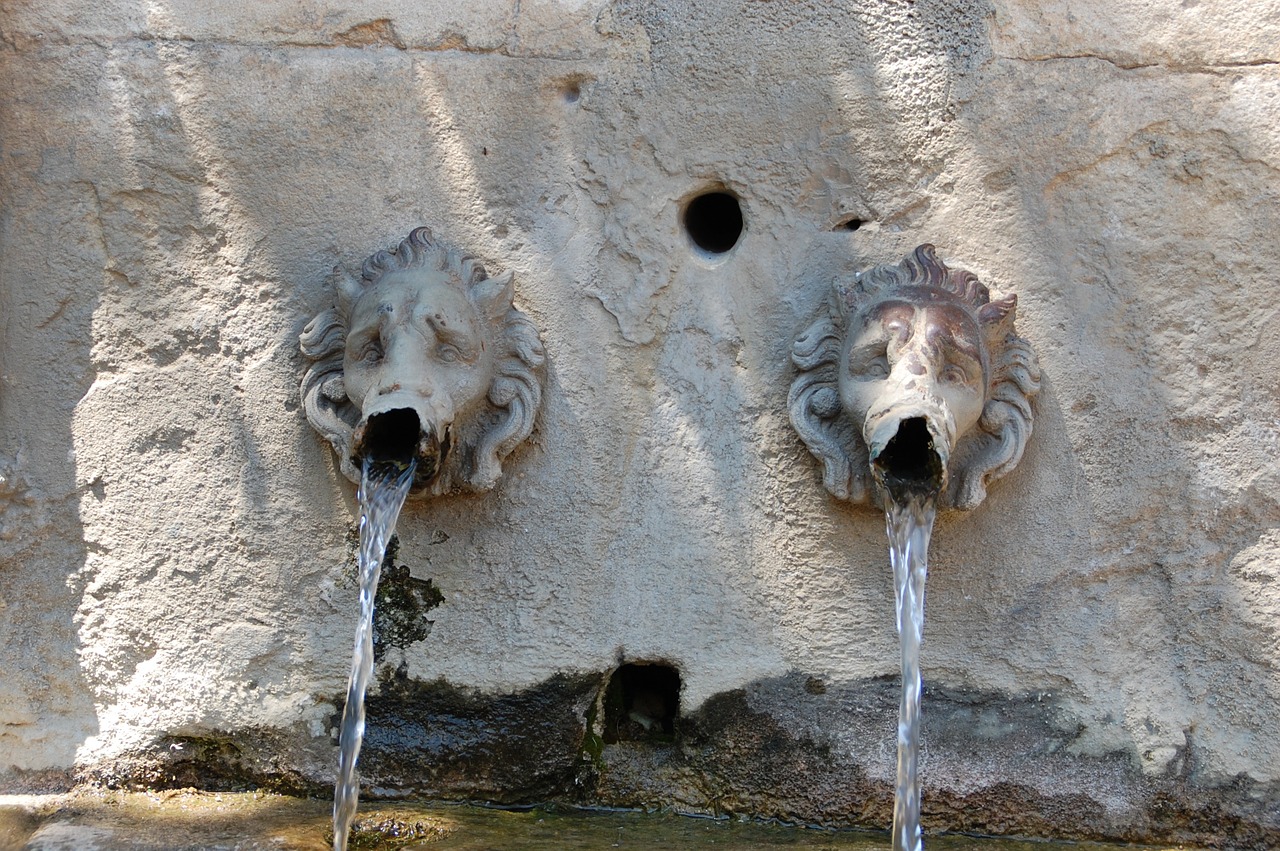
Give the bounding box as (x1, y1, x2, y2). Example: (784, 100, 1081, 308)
(375, 380, 433, 399)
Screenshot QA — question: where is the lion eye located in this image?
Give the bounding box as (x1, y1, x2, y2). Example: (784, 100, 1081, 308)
(436, 343, 462, 364)
(863, 356, 889, 378)
(360, 341, 384, 364)
(941, 364, 968, 384)
(849, 350, 889, 382)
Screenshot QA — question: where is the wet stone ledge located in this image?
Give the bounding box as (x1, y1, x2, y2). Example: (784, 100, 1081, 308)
(62, 673, 1280, 851)
(358, 671, 603, 804)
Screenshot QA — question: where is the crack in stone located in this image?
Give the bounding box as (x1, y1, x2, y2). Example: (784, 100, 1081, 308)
(1002, 53, 1280, 73)
(1, 30, 594, 61)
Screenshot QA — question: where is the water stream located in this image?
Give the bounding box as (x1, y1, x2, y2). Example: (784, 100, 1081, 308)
(884, 494, 937, 851)
(332, 457, 417, 851)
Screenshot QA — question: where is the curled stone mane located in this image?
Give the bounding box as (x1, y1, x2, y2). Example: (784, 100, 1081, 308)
(843, 243, 989, 307)
(299, 226, 545, 494)
(788, 244, 1041, 511)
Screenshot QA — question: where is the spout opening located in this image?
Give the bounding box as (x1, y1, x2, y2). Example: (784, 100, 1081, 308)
(872, 416, 944, 502)
(357, 409, 421, 467)
(353, 408, 446, 491)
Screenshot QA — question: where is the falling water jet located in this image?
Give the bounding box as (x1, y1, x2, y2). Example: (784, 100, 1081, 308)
(787, 245, 1041, 850)
(872, 416, 943, 851)
(298, 228, 549, 851)
(332, 456, 416, 851)
(883, 493, 936, 851)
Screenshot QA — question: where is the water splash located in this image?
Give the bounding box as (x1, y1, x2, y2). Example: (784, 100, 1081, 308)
(332, 457, 416, 851)
(885, 494, 937, 851)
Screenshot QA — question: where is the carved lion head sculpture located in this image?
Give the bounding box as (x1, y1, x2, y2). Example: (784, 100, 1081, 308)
(788, 244, 1040, 510)
(300, 227, 545, 496)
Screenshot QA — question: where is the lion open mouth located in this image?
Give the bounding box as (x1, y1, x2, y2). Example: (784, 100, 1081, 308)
(870, 416, 945, 503)
(352, 409, 449, 493)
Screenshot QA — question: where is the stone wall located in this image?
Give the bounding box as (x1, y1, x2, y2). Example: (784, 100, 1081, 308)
(1, 1, 1277, 846)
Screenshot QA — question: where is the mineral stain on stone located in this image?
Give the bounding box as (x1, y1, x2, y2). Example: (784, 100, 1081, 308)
(79, 673, 1271, 848)
(370, 540, 444, 665)
(341, 532, 446, 665)
(355, 672, 603, 804)
(333, 18, 406, 50)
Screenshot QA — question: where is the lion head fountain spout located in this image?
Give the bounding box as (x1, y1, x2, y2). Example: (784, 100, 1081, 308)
(299, 226, 546, 496)
(789, 244, 1040, 510)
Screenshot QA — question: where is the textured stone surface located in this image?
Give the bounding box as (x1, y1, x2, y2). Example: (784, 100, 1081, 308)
(1, 0, 1278, 846)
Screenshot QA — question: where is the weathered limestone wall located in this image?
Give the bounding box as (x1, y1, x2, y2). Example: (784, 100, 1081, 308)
(1, 1, 1277, 845)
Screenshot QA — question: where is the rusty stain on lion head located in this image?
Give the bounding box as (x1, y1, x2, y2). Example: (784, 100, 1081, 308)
(788, 244, 1041, 510)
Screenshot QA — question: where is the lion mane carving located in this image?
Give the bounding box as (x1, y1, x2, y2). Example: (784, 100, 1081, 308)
(299, 226, 545, 495)
(788, 244, 1040, 510)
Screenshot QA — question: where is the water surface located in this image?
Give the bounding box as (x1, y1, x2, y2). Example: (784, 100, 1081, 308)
(0, 792, 1197, 851)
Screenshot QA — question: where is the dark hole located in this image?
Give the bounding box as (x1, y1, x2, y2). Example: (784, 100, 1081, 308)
(835, 217, 865, 231)
(359, 408, 421, 467)
(682, 191, 744, 255)
(602, 662, 681, 743)
(873, 417, 944, 501)
(563, 83, 581, 103)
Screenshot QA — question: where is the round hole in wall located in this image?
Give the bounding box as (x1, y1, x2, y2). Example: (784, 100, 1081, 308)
(834, 216, 865, 232)
(682, 190, 744, 255)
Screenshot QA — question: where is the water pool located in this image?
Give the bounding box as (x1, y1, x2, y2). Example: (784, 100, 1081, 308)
(0, 791, 1198, 851)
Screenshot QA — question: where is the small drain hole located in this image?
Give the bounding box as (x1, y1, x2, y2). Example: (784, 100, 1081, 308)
(602, 662, 681, 743)
(682, 191, 744, 255)
(834, 217, 866, 231)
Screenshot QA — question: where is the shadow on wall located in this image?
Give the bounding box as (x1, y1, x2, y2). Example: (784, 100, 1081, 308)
(3, 0, 364, 778)
(0, 35, 108, 783)
(3, 0, 1275, 813)
(663, 0, 1280, 789)
(325, 9, 799, 697)
(939, 19, 1280, 781)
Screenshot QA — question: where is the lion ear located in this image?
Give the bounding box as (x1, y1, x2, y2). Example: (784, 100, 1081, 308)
(835, 283, 856, 315)
(472, 269, 516, 324)
(979, 293, 1017, 327)
(334, 265, 364, 318)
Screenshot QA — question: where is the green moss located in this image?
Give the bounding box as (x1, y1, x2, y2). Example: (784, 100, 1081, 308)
(338, 533, 446, 664)
(580, 697, 606, 769)
(334, 813, 448, 849)
(372, 564, 445, 663)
